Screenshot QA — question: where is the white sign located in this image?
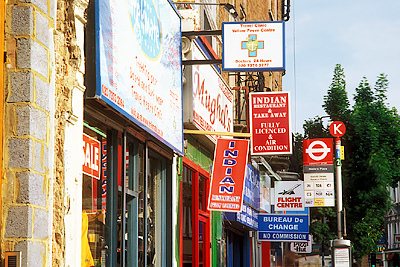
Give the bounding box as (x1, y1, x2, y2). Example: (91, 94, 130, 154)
(191, 41, 233, 142)
(334, 248, 350, 267)
(97, 0, 183, 154)
(222, 21, 285, 71)
(274, 181, 305, 211)
(291, 235, 312, 253)
(304, 172, 335, 207)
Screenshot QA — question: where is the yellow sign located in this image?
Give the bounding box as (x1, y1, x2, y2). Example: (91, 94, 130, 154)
(341, 146, 345, 160)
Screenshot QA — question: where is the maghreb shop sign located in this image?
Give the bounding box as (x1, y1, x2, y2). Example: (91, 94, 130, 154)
(249, 91, 292, 156)
(208, 139, 250, 212)
(83, 133, 100, 180)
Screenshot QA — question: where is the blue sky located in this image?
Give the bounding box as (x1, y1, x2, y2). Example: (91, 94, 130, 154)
(283, 1, 400, 134)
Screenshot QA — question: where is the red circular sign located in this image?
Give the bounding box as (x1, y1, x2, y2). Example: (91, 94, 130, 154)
(329, 121, 346, 137)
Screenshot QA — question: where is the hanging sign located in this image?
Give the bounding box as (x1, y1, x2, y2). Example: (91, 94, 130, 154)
(83, 133, 100, 179)
(274, 181, 305, 211)
(222, 21, 285, 72)
(207, 139, 249, 212)
(95, 0, 183, 155)
(258, 214, 309, 242)
(290, 235, 313, 253)
(249, 91, 292, 155)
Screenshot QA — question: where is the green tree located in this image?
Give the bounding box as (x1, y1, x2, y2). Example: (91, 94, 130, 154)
(346, 74, 400, 259)
(295, 66, 400, 262)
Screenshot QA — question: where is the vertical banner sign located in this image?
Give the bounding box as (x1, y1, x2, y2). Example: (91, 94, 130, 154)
(249, 91, 292, 155)
(222, 21, 285, 72)
(208, 139, 249, 212)
(83, 133, 100, 179)
(303, 138, 334, 207)
(274, 181, 305, 211)
(96, 0, 183, 154)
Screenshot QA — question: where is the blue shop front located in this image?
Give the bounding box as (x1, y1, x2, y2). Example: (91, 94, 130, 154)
(225, 164, 260, 266)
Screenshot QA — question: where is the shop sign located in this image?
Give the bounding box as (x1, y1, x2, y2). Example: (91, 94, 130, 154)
(259, 173, 271, 213)
(207, 139, 249, 212)
(290, 235, 312, 253)
(225, 202, 259, 230)
(190, 41, 233, 142)
(243, 164, 260, 209)
(258, 214, 309, 242)
(249, 91, 292, 156)
(222, 21, 285, 72)
(274, 181, 305, 211)
(83, 133, 100, 179)
(96, 0, 183, 155)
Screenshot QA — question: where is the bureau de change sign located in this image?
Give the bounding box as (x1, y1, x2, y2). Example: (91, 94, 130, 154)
(258, 214, 309, 242)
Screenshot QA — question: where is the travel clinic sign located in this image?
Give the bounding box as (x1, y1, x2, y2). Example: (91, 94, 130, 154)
(222, 21, 285, 72)
(96, 0, 183, 154)
(249, 92, 292, 155)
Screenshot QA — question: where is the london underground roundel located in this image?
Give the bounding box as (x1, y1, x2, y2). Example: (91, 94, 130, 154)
(303, 138, 334, 165)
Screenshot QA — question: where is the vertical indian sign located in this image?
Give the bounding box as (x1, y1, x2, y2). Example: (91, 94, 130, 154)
(96, 0, 183, 154)
(249, 91, 292, 155)
(208, 139, 249, 212)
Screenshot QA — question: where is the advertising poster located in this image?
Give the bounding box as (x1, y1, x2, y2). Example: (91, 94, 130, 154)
(249, 91, 292, 155)
(96, 0, 183, 154)
(222, 21, 285, 71)
(207, 139, 249, 212)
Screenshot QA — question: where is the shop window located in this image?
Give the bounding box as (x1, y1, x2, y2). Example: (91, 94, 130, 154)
(181, 158, 210, 267)
(82, 126, 171, 266)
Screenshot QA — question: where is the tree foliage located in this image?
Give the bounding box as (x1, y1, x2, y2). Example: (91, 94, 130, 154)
(296, 64, 400, 261)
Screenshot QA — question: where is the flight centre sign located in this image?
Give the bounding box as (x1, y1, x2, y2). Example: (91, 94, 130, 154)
(274, 181, 305, 211)
(258, 214, 309, 242)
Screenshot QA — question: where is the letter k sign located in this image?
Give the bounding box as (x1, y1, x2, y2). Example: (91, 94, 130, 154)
(329, 121, 346, 137)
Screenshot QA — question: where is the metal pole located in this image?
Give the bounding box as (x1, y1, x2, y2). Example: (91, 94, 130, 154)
(335, 138, 343, 239)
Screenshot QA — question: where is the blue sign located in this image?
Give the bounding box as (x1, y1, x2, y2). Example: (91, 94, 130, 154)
(258, 214, 309, 241)
(243, 164, 260, 210)
(225, 202, 259, 230)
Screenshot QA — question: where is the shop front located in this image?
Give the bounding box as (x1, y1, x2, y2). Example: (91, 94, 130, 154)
(224, 164, 260, 267)
(83, 0, 183, 265)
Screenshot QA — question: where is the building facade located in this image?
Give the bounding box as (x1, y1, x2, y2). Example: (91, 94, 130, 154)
(1, 0, 289, 266)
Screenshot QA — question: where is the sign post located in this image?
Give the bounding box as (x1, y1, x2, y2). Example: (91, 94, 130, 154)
(329, 121, 346, 238)
(329, 121, 351, 267)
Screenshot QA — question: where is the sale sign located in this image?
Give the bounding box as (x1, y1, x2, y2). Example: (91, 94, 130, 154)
(83, 133, 100, 179)
(207, 139, 249, 212)
(249, 91, 292, 155)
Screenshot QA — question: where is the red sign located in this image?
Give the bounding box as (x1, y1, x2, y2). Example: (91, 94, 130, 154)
(249, 92, 292, 155)
(329, 121, 346, 137)
(303, 138, 333, 165)
(207, 139, 249, 212)
(83, 133, 100, 179)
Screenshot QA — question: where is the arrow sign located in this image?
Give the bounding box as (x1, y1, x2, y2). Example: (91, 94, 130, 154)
(329, 121, 346, 137)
